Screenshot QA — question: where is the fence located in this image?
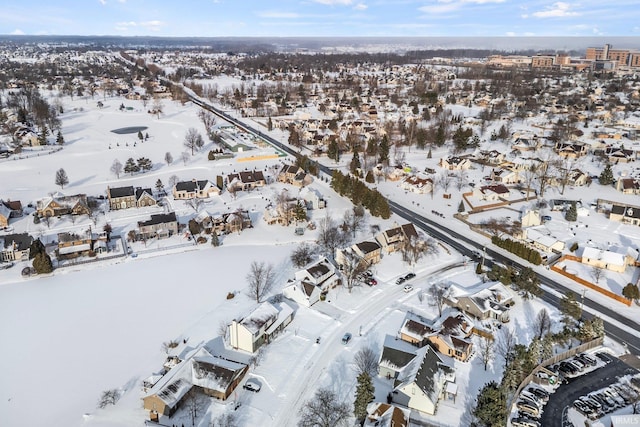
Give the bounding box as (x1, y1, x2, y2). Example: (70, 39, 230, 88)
(552, 255, 632, 306)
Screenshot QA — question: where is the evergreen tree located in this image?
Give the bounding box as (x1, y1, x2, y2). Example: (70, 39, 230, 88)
(427, 147, 432, 159)
(472, 381, 507, 427)
(353, 373, 374, 423)
(434, 123, 446, 146)
(379, 135, 389, 164)
(294, 202, 307, 222)
(137, 157, 153, 172)
(560, 291, 582, 324)
(458, 200, 465, 213)
(33, 252, 53, 274)
(55, 168, 69, 189)
(124, 157, 140, 175)
(365, 170, 375, 183)
(350, 145, 361, 174)
(29, 238, 46, 259)
(267, 116, 273, 131)
(622, 283, 640, 301)
(599, 164, 614, 185)
(56, 130, 64, 146)
(38, 126, 49, 146)
(155, 179, 164, 193)
(211, 232, 220, 247)
(565, 202, 577, 222)
(328, 140, 340, 162)
(591, 317, 604, 338)
(137, 130, 143, 141)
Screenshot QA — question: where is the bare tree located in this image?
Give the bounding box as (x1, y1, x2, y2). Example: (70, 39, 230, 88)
(181, 151, 190, 166)
(591, 265, 605, 284)
(496, 327, 517, 368)
(401, 236, 438, 270)
(217, 320, 229, 340)
(186, 198, 204, 213)
(340, 249, 369, 293)
(198, 109, 216, 132)
(291, 243, 316, 268)
(316, 214, 350, 258)
(97, 389, 120, 409)
(168, 174, 180, 189)
(164, 151, 173, 165)
(427, 282, 451, 317)
(455, 169, 468, 191)
(353, 346, 379, 377)
(437, 171, 453, 193)
(478, 336, 494, 371)
(152, 98, 163, 119)
(110, 159, 122, 179)
(212, 411, 238, 427)
(184, 127, 205, 155)
(342, 205, 366, 238)
(533, 308, 552, 339)
(246, 261, 276, 303)
(298, 388, 350, 427)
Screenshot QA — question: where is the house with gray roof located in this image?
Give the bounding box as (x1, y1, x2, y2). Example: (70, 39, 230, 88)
(172, 179, 220, 199)
(229, 301, 294, 353)
(0, 233, 32, 262)
(391, 345, 456, 415)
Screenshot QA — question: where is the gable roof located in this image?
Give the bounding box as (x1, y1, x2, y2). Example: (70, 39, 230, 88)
(0, 233, 33, 251)
(175, 180, 210, 192)
(108, 186, 135, 198)
(379, 335, 419, 372)
(138, 212, 177, 227)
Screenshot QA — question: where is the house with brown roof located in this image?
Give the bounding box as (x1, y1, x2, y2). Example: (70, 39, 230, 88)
(446, 282, 514, 323)
(277, 164, 312, 187)
(0, 203, 10, 229)
(107, 186, 156, 210)
(616, 177, 640, 195)
(36, 194, 91, 217)
(400, 175, 433, 194)
(554, 141, 588, 158)
(364, 402, 409, 427)
(227, 170, 266, 192)
(375, 223, 419, 254)
(474, 184, 511, 201)
(57, 231, 93, 259)
(283, 256, 340, 307)
(143, 347, 248, 421)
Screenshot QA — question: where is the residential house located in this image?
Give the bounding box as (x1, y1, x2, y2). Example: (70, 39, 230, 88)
(0, 233, 32, 262)
(137, 212, 178, 240)
(581, 246, 630, 273)
(57, 231, 93, 259)
(476, 150, 505, 165)
(299, 187, 326, 210)
(336, 241, 382, 268)
(229, 301, 294, 353)
(439, 156, 472, 171)
(567, 169, 589, 187)
(36, 194, 90, 217)
(446, 282, 514, 322)
(616, 177, 640, 195)
(391, 345, 456, 415)
(375, 223, 419, 254)
(143, 347, 248, 420)
(378, 335, 420, 380)
(400, 175, 433, 194)
(606, 147, 635, 164)
(364, 403, 410, 427)
(283, 256, 340, 307)
(0, 203, 10, 228)
(172, 179, 219, 200)
(521, 209, 541, 227)
(554, 141, 588, 158)
(522, 226, 566, 254)
(490, 167, 520, 185)
(609, 203, 640, 226)
(1, 200, 23, 218)
(199, 210, 253, 235)
(473, 184, 511, 202)
(511, 135, 540, 152)
(227, 170, 266, 192)
(277, 164, 312, 187)
(107, 186, 157, 210)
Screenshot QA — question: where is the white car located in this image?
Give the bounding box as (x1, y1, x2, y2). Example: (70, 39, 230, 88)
(403, 284, 413, 293)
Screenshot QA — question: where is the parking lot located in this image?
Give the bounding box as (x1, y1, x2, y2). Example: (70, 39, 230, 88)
(540, 354, 639, 427)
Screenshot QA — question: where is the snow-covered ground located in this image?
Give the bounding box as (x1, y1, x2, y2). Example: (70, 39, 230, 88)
(2, 85, 640, 427)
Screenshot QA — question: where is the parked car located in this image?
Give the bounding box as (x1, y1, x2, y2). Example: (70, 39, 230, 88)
(404, 272, 416, 280)
(341, 332, 352, 345)
(366, 278, 377, 286)
(516, 402, 540, 418)
(526, 386, 549, 401)
(403, 284, 413, 293)
(395, 277, 406, 285)
(511, 417, 540, 427)
(243, 378, 261, 392)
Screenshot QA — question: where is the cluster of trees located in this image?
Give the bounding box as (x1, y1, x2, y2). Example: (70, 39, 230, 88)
(490, 235, 543, 265)
(110, 157, 153, 178)
(330, 170, 390, 219)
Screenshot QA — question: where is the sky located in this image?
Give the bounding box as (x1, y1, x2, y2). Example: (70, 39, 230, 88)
(1, 0, 640, 38)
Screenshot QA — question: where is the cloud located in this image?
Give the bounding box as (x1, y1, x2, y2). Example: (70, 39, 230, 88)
(354, 3, 368, 10)
(313, 0, 353, 4)
(531, 2, 579, 18)
(419, 0, 505, 15)
(98, 0, 106, 5)
(258, 11, 302, 19)
(11, 29, 25, 35)
(115, 20, 164, 32)
(139, 20, 164, 31)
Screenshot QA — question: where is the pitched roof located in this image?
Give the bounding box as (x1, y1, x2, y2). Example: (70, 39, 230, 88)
(138, 212, 177, 227)
(0, 233, 32, 251)
(108, 186, 135, 198)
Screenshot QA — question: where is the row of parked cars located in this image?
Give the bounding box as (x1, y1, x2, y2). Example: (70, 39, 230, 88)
(573, 381, 639, 421)
(512, 385, 550, 426)
(552, 352, 598, 378)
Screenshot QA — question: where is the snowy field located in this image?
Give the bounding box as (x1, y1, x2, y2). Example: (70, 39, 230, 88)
(2, 82, 640, 427)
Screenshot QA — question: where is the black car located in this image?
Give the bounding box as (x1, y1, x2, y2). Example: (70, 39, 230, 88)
(404, 273, 416, 280)
(395, 277, 406, 285)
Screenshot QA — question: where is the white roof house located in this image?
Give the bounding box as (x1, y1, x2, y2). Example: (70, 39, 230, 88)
(229, 301, 294, 353)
